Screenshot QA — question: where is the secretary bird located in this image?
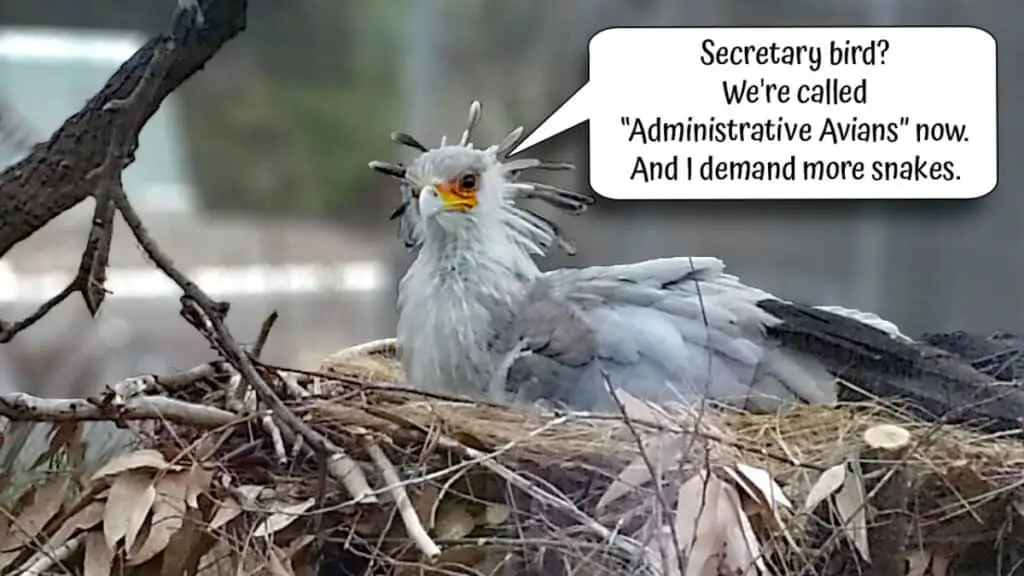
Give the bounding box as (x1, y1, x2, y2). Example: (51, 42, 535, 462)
(370, 101, 1014, 423)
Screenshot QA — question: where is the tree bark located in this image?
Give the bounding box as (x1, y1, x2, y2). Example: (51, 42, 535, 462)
(0, 0, 248, 259)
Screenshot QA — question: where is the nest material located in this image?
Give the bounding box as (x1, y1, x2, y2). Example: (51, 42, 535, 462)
(3, 342, 1024, 576)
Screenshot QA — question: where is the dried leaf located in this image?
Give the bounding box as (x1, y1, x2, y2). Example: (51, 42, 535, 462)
(0, 546, 16, 569)
(252, 498, 315, 538)
(673, 474, 703, 554)
(615, 390, 663, 420)
(83, 529, 113, 576)
(208, 484, 270, 532)
(159, 507, 213, 576)
(483, 503, 511, 526)
(906, 549, 932, 576)
(286, 534, 317, 557)
(802, 463, 847, 513)
(91, 449, 173, 481)
(127, 471, 191, 565)
(67, 440, 88, 474)
(932, 551, 953, 576)
(722, 464, 798, 552)
(834, 465, 870, 563)
(209, 496, 243, 531)
(674, 472, 729, 576)
(103, 471, 156, 552)
(434, 501, 478, 540)
(195, 432, 230, 462)
(0, 422, 35, 492)
(184, 465, 214, 509)
(268, 545, 296, 576)
(129, 515, 183, 567)
(157, 471, 191, 504)
(41, 500, 105, 553)
(237, 484, 270, 503)
(0, 474, 71, 551)
(597, 434, 680, 511)
(647, 529, 683, 576)
(720, 482, 765, 576)
(732, 463, 792, 510)
(31, 422, 82, 470)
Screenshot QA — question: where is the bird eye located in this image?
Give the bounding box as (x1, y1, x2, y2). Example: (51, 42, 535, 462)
(458, 173, 478, 191)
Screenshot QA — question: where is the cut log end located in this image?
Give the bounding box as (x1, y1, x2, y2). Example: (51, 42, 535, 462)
(863, 424, 912, 452)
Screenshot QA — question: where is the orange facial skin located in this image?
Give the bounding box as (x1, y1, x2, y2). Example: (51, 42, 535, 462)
(435, 171, 479, 212)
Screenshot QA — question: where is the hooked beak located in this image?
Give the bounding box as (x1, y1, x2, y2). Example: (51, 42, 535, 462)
(418, 185, 446, 219)
(418, 183, 476, 218)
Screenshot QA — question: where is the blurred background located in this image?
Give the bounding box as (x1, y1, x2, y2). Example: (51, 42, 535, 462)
(0, 0, 1015, 400)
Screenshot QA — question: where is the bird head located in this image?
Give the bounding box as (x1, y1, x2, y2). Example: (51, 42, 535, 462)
(405, 145, 505, 231)
(369, 101, 594, 256)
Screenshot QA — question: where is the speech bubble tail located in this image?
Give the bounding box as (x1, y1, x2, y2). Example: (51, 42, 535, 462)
(508, 83, 593, 157)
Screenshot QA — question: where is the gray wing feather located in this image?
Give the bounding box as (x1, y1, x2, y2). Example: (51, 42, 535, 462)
(502, 257, 869, 413)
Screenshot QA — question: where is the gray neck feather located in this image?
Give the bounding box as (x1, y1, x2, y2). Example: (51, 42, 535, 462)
(397, 211, 538, 399)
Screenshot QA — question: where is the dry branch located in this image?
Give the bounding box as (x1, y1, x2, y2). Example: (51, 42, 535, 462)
(0, 392, 238, 427)
(0, 0, 378, 509)
(0, 0, 248, 341)
(112, 190, 376, 502)
(0, 0, 245, 257)
(862, 424, 913, 576)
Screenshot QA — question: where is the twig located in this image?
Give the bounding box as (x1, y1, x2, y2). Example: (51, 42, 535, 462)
(0, 182, 120, 343)
(602, 373, 684, 572)
(105, 362, 223, 400)
(434, 432, 648, 560)
(333, 413, 572, 506)
(0, 51, 162, 343)
(363, 436, 441, 559)
(78, 188, 116, 314)
(251, 310, 279, 360)
(261, 413, 288, 466)
(0, 392, 240, 427)
(234, 310, 279, 406)
(280, 372, 311, 399)
(108, 162, 377, 501)
(0, 20, 184, 345)
(114, 190, 295, 432)
(0, 283, 78, 343)
(324, 337, 397, 360)
(17, 533, 84, 575)
(222, 370, 248, 415)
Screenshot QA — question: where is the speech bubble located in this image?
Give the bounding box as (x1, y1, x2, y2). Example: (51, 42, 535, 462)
(509, 27, 998, 200)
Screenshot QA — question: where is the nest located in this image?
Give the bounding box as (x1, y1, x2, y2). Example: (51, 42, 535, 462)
(3, 340, 1024, 576)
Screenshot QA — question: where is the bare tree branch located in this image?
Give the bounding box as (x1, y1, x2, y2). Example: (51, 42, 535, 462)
(0, 0, 247, 259)
(111, 182, 377, 501)
(0, 0, 248, 340)
(0, 392, 239, 428)
(0, 0, 377, 504)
